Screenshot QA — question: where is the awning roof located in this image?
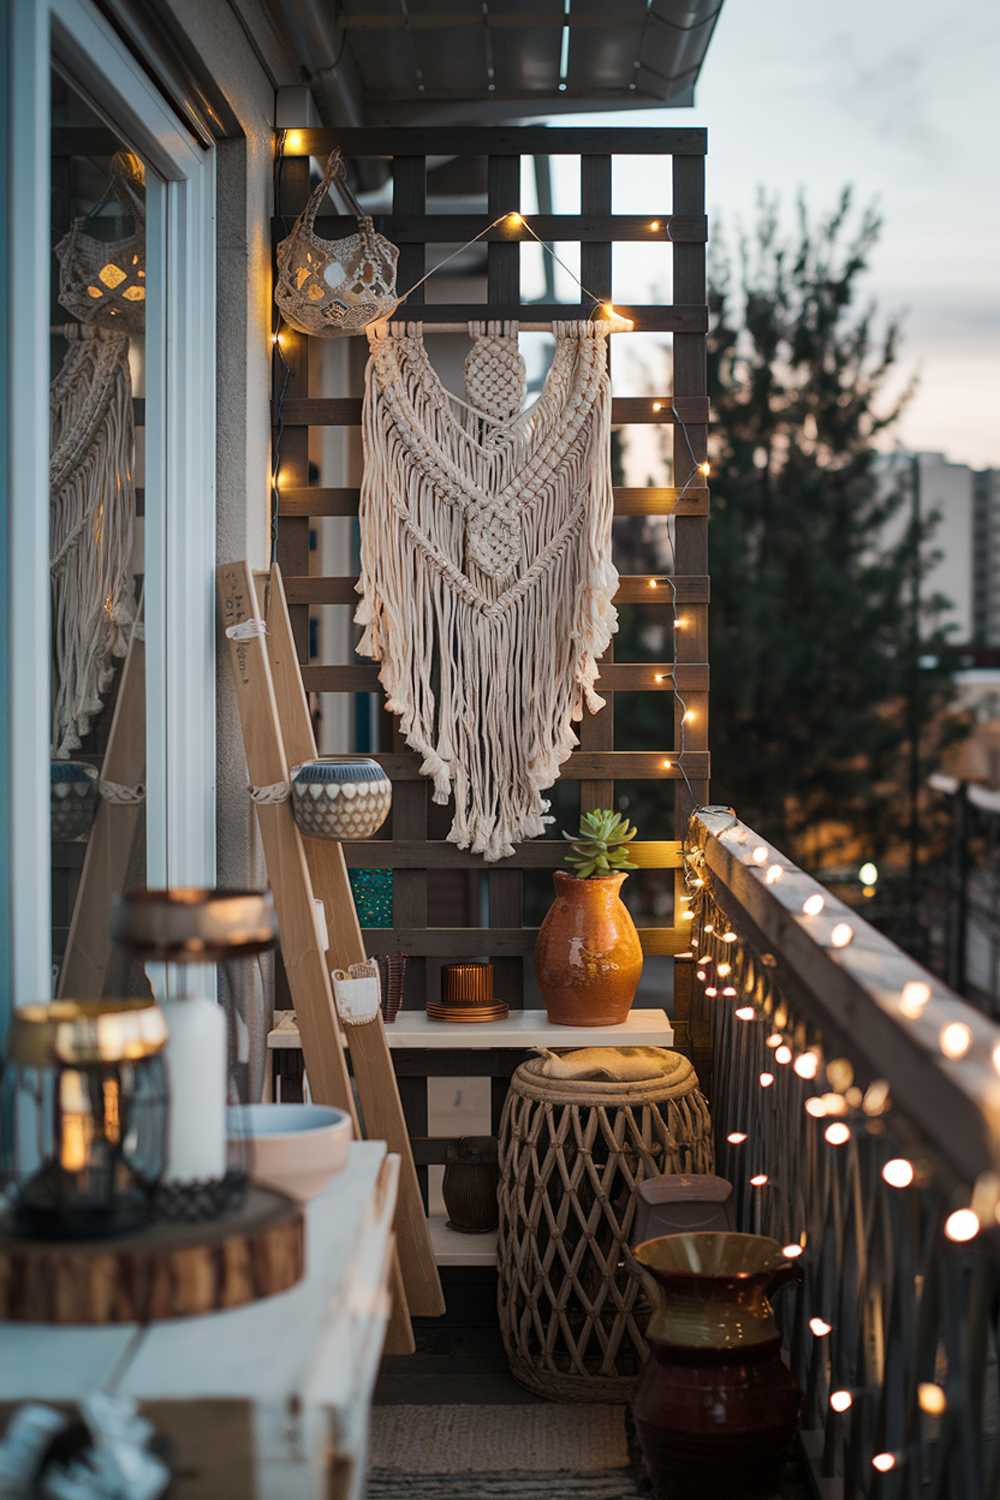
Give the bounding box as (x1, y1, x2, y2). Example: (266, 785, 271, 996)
(267, 1, 724, 125)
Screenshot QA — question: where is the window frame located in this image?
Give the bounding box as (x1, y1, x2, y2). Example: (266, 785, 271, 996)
(3, 0, 217, 1017)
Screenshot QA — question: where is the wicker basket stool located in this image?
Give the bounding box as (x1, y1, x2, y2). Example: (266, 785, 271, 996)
(497, 1051, 712, 1403)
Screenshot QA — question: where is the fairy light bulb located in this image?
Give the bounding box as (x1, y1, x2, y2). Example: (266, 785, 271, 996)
(944, 1208, 979, 1243)
(683, 709, 697, 723)
(704, 986, 718, 998)
(759, 1071, 774, 1089)
(648, 219, 661, 231)
(774, 1045, 792, 1066)
(882, 1158, 914, 1188)
(716, 962, 732, 977)
(766, 1033, 783, 1049)
(661, 758, 673, 770)
(749, 1173, 768, 1187)
(602, 302, 616, 319)
(809, 1317, 831, 1337)
(751, 846, 769, 865)
(735, 1006, 755, 1021)
(765, 864, 783, 885)
(793, 1051, 819, 1080)
(651, 401, 664, 414)
(726, 1131, 747, 1145)
(917, 1383, 947, 1416)
(507, 211, 523, 227)
(993, 1041, 1000, 1076)
(648, 577, 659, 589)
(802, 893, 825, 916)
(699, 461, 711, 477)
(722, 930, 737, 943)
(872, 1453, 896, 1473)
(722, 985, 737, 997)
(698, 953, 712, 965)
(680, 908, 694, 921)
(824, 1122, 851, 1147)
(804, 1097, 827, 1118)
(284, 129, 305, 153)
(830, 1390, 853, 1413)
(696, 969, 706, 982)
(830, 922, 854, 948)
(900, 980, 931, 1018)
(939, 1022, 972, 1060)
(782, 1242, 804, 1258)
(703, 923, 714, 935)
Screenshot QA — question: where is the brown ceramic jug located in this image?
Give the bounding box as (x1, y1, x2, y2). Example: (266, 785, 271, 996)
(632, 1232, 801, 1500)
(534, 871, 643, 1026)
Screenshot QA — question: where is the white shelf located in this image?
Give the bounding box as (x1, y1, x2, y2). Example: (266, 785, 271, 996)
(429, 1213, 498, 1266)
(269, 1007, 673, 1052)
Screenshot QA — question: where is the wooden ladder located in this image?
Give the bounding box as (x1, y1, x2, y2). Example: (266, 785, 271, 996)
(218, 560, 444, 1351)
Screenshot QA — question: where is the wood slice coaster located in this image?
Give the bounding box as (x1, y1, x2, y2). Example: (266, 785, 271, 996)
(0, 1186, 304, 1324)
(425, 1002, 510, 1023)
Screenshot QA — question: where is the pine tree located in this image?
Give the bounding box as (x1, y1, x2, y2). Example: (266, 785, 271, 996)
(615, 189, 964, 932)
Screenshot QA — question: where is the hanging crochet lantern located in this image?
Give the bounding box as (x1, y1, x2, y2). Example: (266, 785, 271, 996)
(50, 760, 99, 842)
(291, 759, 392, 841)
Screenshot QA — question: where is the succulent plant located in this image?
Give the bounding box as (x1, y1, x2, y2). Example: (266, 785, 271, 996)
(563, 808, 638, 879)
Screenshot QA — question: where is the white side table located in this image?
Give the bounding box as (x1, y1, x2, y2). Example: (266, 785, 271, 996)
(0, 1141, 398, 1500)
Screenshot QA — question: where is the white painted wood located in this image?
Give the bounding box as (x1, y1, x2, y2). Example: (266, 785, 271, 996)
(7, 0, 51, 1006)
(0, 1142, 397, 1500)
(269, 1007, 674, 1051)
(429, 1213, 498, 1267)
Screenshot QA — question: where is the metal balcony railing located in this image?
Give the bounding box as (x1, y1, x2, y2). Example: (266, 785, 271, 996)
(686, 807, 1000, 1498)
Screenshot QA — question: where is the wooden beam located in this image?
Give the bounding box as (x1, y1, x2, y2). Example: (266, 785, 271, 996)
(342, 839, 684, 870)
(317, 752, 709, 783)
(365, 927, 692, 958)
(287, 214, 707, 244)
(284, 574, 710, 606)
(303, 662, 708, 694)
(278, 485, 709, 519)
(277, 395, 709, 426)
(286, 128, 707, 158)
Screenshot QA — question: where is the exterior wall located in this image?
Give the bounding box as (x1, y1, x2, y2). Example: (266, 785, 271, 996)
(973, 469, 1000, 646)
(877, 452, 975, 646)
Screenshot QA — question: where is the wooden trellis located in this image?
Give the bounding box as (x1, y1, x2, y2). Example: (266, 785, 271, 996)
(272, 126, 709, 1052)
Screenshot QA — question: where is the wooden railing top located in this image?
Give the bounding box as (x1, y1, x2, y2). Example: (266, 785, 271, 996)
(692, 807, 1000, 1186)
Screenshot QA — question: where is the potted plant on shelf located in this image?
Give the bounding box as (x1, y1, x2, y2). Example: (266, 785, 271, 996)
(535, 809, 644, 1026)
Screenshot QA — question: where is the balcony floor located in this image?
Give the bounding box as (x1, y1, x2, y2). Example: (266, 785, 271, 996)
(375, 1270, 810, 1497)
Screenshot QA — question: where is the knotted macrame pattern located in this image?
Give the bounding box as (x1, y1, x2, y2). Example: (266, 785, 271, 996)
(357, 321, 618, 861)
(49, 326, 136, 757)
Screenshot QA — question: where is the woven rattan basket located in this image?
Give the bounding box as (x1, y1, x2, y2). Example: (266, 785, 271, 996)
(497, 1052, 713, 1403)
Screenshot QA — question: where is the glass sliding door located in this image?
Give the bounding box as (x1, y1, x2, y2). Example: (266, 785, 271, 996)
(3, 0, 216, 1019)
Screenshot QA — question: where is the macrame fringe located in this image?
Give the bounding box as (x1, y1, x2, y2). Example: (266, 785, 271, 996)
(357, 322, 618, 861)
(49, 327, 136, 758)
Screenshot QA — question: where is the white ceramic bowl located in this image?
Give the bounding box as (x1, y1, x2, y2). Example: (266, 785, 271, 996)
(231, 1103, 353, 1201)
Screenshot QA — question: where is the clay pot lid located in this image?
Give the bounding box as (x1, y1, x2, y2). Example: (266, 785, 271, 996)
(637, 1174, 733, 1206)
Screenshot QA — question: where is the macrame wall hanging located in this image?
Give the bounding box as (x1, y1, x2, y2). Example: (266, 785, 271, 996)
(357, 320, 618, 862)
(50, 152, 142, 757)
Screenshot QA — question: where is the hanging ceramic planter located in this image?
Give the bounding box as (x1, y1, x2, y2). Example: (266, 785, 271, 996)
(291, 758, 392, 841)
(50, 761, 99, 842)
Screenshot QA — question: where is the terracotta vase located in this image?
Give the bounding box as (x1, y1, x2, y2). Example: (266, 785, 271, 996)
(535, 871, 643, 1026)
(632, 1232, 801, 1500)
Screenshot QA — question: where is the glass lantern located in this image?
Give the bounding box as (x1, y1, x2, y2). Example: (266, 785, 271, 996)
(3, 998, 168, 1239)
(111, 888, 276, 1221)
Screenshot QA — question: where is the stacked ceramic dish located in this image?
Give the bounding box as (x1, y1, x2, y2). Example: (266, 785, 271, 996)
(426, 961, 508, 1023)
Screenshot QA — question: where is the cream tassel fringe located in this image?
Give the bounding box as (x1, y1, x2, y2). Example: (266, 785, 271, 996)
(357, 321, 618, 861)
(49, 326, 137, 758)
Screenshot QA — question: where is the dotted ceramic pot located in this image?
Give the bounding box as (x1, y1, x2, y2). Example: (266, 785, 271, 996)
(50, 761, 99, 842)
(291, 759, 392, 841)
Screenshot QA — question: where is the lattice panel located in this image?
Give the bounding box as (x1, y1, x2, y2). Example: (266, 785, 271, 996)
(273, 127, 709, 1042)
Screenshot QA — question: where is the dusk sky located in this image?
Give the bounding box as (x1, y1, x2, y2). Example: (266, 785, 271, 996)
(527, 0, 1000, 470)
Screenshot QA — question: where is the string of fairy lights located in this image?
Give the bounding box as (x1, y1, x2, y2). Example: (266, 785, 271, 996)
(678, 811, 999, 1476)
(268, 134, 710, 796)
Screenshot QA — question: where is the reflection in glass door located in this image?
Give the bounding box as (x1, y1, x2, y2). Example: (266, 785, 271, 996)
(49, 71, 149, 999)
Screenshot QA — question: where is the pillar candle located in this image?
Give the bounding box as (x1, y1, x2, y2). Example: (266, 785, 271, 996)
(160, 995, 227, 1182)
